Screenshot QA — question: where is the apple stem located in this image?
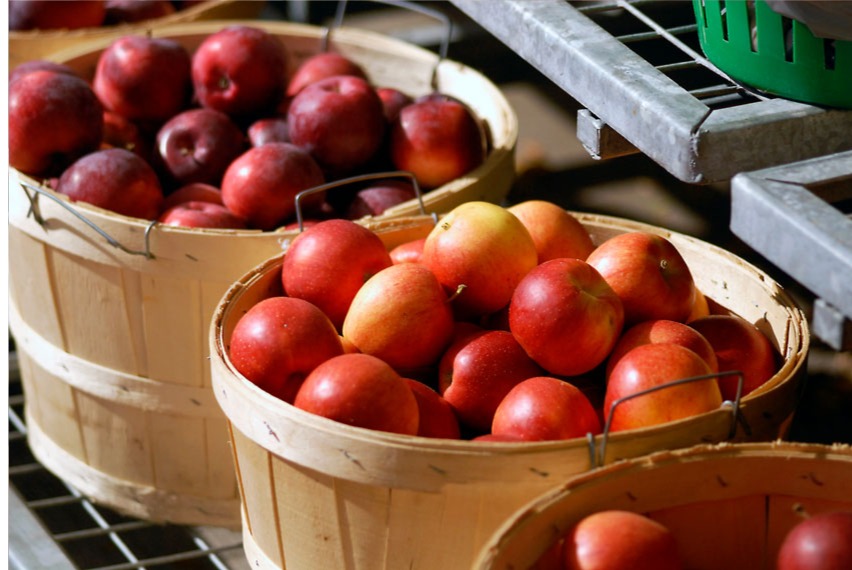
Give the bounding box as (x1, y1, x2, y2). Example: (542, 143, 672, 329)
(793, 503, 811, 519)
(446, 284, 467, 303)
(660, 259, 669, 270)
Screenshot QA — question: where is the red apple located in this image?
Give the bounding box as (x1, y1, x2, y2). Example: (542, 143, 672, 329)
(421, 201, 538, 319)
(93, 34, 192, 125)
(342, 263, 455, 374)
(287, 74, 386, 178)
(605, 319, 719, 379)
(101, 110, 152, 161)
(564, 510, 683, 570)
(282, 219, 393, 330)
(294, 353, 419, 436)
(345, 179, 417, 219)
(9, 60, 79, 84)
(286, 52, 369, 97)
(587, 232, 696, 325)
(508, 200, 595, 263)
(10, 0, 105, 30)
(9, 70, 104, 178)
(471, 433, 527, 442)
(228, 296, 344, 403)
(247, 116, 290, 147)
(158, 200, 246, 229)
(509, 258, 624, 376)
(604, 343, 722, 432)
(155, 107, 246, 188)
(161, 182, 224, 211)
(220, 142, 325, 230)
(104, 0, 176, 24)
(376, 86, 413, 124)
(56, 148, 163, 220)
(406, 379, 461, 439)
(390, 92, 487, 190)
(389, 238, 426, 265)
(492, 376, 602, 441)
(191, 25, 288, 119)
(689, 315, 778, 400)
(687, 286, 711, 322)
(439, 330, 544, 433)
(777, 511, 852, 570)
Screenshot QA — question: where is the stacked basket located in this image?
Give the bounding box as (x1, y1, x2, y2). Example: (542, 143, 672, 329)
(209, 212, 809, 569)
(8, 19, 517, 528)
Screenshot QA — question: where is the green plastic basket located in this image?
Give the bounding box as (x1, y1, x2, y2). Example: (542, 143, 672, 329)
(692, 0, 852, 109)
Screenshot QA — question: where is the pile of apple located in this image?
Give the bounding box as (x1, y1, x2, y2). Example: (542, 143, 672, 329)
(226, 199, 780, 441)
(10, 0, 211, 31)
(9, 24, 487, 230)
(529, 508, 852, 570)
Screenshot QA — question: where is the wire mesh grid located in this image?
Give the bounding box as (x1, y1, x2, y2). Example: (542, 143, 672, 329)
(7, 350, 249, 570)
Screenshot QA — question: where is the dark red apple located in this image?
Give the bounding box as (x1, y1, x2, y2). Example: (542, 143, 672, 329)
(390, 92, 487, 190)
(10, 0, 105, 30)
(406, 379, 461, 439)
(777, 510, 852, 570)
(294, 353, 419, 436)
(286, 52, 369, 97)
(220, 142, 325, 230)
(376, 86, 413, 124)
(287, 74, 386, 178)
(158, 201, 246, 229)
(345, 178, 417, 219)
(247, 116, 290, 147)
(56, 148, 164, 220)
(9, 70, 104, 178)
(9, 60, 78, 84)
(155, 107, 246, 188)
(93, 34, 192, 125)
(104, 0, 176, 24)
(492, 376, 602, 442)
(102, 110, 152, 161)
(389, 237, 426, 265)
(228, 296, 344, 403)
(191, 25, 288, 119)
(161, 182, 224, 211)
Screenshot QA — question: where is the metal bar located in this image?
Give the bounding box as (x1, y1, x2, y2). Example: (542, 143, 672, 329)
(8, 487, 78, 570)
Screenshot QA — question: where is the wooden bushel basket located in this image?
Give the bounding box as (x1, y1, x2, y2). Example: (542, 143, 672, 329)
(210, 213, 809, 569)
(7, 19, 517, 527)
(473, 441, 852, 570)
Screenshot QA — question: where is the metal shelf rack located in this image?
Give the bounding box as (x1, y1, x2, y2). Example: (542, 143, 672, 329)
(449, 0, 852, 185)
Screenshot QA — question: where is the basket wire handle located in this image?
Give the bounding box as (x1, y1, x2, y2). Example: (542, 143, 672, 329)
(18, 180, 157, 259)
(323, 0, 453, 92)
(293, 170, 427, 232)
(586, 370, 746, 469)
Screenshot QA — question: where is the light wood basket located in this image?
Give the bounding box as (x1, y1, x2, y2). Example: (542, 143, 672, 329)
(9, 0, 265, 69)
(7, 20, 516, 528)
(473, 441, 852, 570)
(210, 213, 809, 570)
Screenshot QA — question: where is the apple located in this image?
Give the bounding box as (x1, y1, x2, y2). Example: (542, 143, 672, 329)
(531, 539, 565, 570)
(406, 379, 461, 439)
(248, 116, 290, 147)
(101, 110, 152, 161)
(158, 201, 246, 229)
(421, 201, 538, 319)
(439, 330, 544, 433)
(687, 286, 711, 322)
(228, 296, 344, 403)
(563, 510, 683, 570)
(191, 25, 288, 120)
(294, 353, 419, 436)
(342, 263, 455, 374)
(10, 60, 79, 84)
(509, 258, 625, 377)
(56, 148, 164, 220)
(93, 34, 192, 126)
(9, 70, 104, 178)
(286, 52, 369, 97)
(104, 0, 175, 24)
(287, 74, 386, 178)
(604, 343, 722, 432)
(389, 238, 426, 265)
(688, 315, 778, 400)
(220, 142, 325, 231)
(155, 107, 246, 188)
(586, 232, 696, 325)
(376, 87, 413, 124)
(282, 219, 393, 330)
(345, 178, 417, 219)
(390, 92, 487, 190)
(471, 433, 527, 442)
(492, 376, 602, 441)
(777, 511, 852, 570)
(508, 200, 595, 263)
(161, 182, 224, 211)
(605, 319, 719, 379)
(10, 0, 105, 30)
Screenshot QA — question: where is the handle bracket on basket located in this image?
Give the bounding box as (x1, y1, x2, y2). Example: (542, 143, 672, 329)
(18, 180, 157, 259)
(324, 0, 453, 92)
(586, 370, 746, 469)
(293, 170, 427, 232)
